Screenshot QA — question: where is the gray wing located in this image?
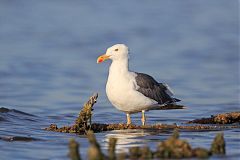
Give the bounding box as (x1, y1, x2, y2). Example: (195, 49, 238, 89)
(135, 72, 180, 105)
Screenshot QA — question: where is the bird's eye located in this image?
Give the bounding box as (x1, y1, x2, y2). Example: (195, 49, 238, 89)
(114, 48, 118, 51)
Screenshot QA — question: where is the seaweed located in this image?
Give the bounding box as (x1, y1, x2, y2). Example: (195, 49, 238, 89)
(188, 112, 240, 124)
(154, 129, 193, 158)
(68, 138, 81, 160)
(87, 130, 105, 160)
(193, 148, 211, 159)
(45, 93, 98, 134)
(74, 93, 98, 130)
(211, 132, 225, 155)
(69, 129, 224, 159)
(108, 137, 117, 160)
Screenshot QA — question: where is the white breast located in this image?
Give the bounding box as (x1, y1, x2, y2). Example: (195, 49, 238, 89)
(106, 67, 157, 113)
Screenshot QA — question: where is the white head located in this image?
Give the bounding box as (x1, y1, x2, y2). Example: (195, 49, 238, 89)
(97, 44, 129, 63)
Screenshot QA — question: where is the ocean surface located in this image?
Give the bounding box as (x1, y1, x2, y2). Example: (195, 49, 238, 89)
(0, 0, 239, 159)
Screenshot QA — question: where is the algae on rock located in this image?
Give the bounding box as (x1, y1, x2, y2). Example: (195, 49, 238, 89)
(74, 93, 98, 131)
(211, 132, 225, 155)
(68, 129, 225, 159)
(108, 137, 117, 160)
(45, 93, 98, 134)
(68, 138, 81, 160)
(188, 112, 240, 124)
(155, 129, 193, 159)
(87, 130, 105, 160)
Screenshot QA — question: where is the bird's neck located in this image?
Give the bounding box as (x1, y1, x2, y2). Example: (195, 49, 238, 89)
(109, 58, 129, 75)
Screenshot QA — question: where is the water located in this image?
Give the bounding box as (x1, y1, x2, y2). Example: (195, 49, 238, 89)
(0, 0, 239, 159)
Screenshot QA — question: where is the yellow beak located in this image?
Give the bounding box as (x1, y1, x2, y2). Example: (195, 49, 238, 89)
(97, 54, 110, 63)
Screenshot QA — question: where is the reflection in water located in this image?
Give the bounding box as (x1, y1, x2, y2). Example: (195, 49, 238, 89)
(103, 129, 152, 152)
(102, 129, 173, 152)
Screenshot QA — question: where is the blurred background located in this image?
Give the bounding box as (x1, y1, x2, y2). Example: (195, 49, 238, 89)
(0, 0, 238, 114)
(0, 0, 239, 159)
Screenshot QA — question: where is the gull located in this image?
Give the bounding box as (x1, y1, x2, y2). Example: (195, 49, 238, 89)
(97, 44, 180, 126)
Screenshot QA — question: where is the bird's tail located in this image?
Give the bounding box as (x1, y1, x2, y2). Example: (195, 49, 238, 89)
(146, 102, 186, 111)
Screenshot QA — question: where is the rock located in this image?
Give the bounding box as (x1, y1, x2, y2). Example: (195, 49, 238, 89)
(188, 112, 240, 124)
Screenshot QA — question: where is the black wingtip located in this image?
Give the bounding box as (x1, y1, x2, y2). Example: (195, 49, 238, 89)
(173, 98, 181, 102)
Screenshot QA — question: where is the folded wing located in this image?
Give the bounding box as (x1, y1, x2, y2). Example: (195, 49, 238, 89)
(135, 73, 180, 105)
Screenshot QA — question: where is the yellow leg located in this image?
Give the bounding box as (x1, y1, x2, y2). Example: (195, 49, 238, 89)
(141, 110, 146, 126)
(127, 113, 131, 125)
